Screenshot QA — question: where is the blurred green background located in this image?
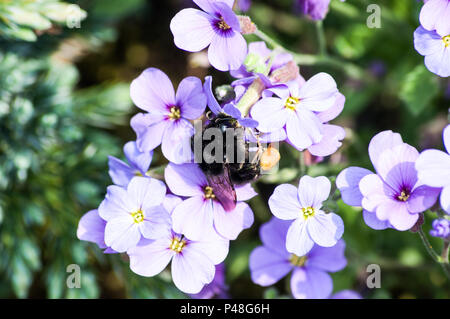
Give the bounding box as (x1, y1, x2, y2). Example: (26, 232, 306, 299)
(0, 0, 449, 298)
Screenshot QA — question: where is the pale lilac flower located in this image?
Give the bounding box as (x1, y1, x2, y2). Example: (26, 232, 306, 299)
(251, 74, 338, 151)
(170, 0, 247, 71)
(414, 26, 450, 77)
(249, 218, 347, 299)
(108, 141, 153, 187)
(416, 125, 450, 213)
(190, 263, 229, 299)
(204, 76, 258, 127)
(419, 0, 450, 36)
(130, 68, 206, 164)
(164, 163, 255, 240)
(77, 210, 117, 254)
(128, 221, 229, 294)
(429, 218, 450, 238)
(330, 290, 362, 299)
(98, 176, 171, 252)
(296, 0, 331, 20)
(337, 130, 440, 231)
(268, 175, 344, 256)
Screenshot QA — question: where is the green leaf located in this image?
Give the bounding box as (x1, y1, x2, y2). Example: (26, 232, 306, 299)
(399, 64, 439, 116)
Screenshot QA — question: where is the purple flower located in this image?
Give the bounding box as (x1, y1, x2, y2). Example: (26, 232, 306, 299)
(164, 163, 255, 240)
(130, 68, 206, 164)
(249, 218, 347, 299)
(128, 222, 229, 294)
(330, 290, 362, 299)
(429, 218, 450, 238)
(414, 26, 450, 78)
(337, 130, 440, 231)
(296, 0, 331, 20)
(98, 176, 171, 252)
(250, 74, 339, 151)
(419, 0, 450, 36)
(190, 263, 229, 299)
(268, 175, 344, 256)
(416, 125, 450, 214)
(108, 141, 153, 187)
(204, 76, 258, 127)
(170, 0, 247, 71)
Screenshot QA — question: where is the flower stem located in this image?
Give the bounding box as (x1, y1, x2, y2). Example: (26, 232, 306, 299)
(315, 20, 326, 56)
(418, 227, 450, 280)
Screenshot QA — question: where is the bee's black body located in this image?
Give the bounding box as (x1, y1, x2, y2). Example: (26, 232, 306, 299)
(194, 113, 261, 186)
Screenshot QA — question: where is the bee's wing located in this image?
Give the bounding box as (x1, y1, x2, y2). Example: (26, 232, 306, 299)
(206, 165, 237, 212)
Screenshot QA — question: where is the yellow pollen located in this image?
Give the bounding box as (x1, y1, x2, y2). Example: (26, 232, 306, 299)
(443, 35, 450, 47)
(285, 96, 300, 111)
(168, 106, 181, 120)
(290, 254, 307, 267)
(301, 206, 315, 219)
(204, 186, 216, 199)
(218, 18, 231, 30)
(169, 237, 186, 253)
(131, 209, 144, 223)
(397, 191, 410, 202)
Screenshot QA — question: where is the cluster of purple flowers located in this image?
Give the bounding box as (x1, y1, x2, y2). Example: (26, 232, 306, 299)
(414, 0, 450, 77)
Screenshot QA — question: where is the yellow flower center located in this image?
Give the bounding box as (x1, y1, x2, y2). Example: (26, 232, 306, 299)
(169, 236, 186, 253)
(131, 209, 144, 224)
(301, 206, 315, 220)
(168, 106, 181, 120)
(218, 17, 231, 30)
(397, 191, 410, 202)
(443, 35, 450, 47)
(204, 186, 216, 199)
(285, 96, 300, 111)
(290, 254, 307, 267)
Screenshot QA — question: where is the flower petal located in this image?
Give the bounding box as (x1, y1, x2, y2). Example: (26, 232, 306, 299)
(177, 76, 207, 120)
(77, 210, 107, 249)
(336, 166, 372, 207)
(165, 163, 206, 197)
(130, 68, 175, 112)
(161, 119, 194, 164)
(208, 32, 247, 71)
(251, 97, 288, 133)
(187, 227, 230, 264)
(104, 215, 141, 252)
(359, 174, 395, 213)
(307, 239, 347, 272)
(440, 185, 450, 214)
(128, 237, 174, 277)
(315, 92, 345, 123)
(414, 26, 443, 56)
(419, 0, 450, 36)
(259, 218, 292, 257)
(308, 124, 345, 157)
(368, 130, 403, 170)
(286, 218, 314, 256)
(98, 185, 135, 221)
(235, 183, 258, 201)
(286, 109, 322, 150)
(362, 210, 391, 230)
(416, 149, 450, 188)
(139, 205, 172, 240)
(127, 176, 166, 210)
(172, 197, 214, 241)
(249, 246, 292, 286)
(407, 185, 440, 213)
(269, 184, 302, 220)
(307, 212, 344, 248)
(108, 156, 134, 187)
(290, 267, 333, 299)
(298, 72, 338, 112)
(170, 8, 215, 52)
(376, 200, 418, 231)
(297, 175, 331, 209)
(130, 113, 168, 153)
(171, 247, 215, 294)
(213, 202, 254, 240)
(123, 141, 153, 174)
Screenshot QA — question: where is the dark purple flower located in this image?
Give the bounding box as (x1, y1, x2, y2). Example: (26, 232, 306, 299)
(337, 130, 441, 231)
(108, 141, 153, 187)
(164, 163, 256, 240)
(429, 218, 450, 238)
(190, 263, 229, 299)
(416, 124, 450, 214)
(249, 217, 347, 299)
(130, 68, 206, 164)
(170, 0, 247, 71)
(414, 26, 450, 78)
(268, 175, 344, 257)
